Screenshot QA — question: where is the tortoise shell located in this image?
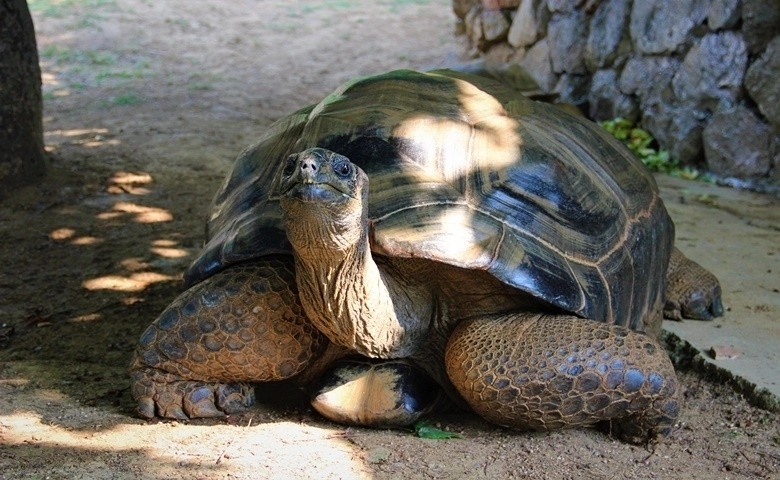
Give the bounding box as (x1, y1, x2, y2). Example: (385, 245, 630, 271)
(185, 69, 673, 332)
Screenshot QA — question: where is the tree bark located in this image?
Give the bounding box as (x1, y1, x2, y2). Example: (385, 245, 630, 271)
(0, 0, 46, 198)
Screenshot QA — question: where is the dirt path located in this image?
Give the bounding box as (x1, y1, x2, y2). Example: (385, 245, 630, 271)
(1, 1, 778, 478)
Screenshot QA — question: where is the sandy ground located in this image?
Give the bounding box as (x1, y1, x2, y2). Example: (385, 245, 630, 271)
(1, 1, 778, 479)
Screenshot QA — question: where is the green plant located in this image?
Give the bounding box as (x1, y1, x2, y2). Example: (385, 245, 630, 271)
(599, 117, 717, 183)
(300, 0, 358, 14)
(40, 45, 117, 67)
(40, 44, 79, 63)
(599, 119, 718, 183)
(412, 420, 461, 439)
(599, 118, 678, 173)
(96, 68, 145, 81)
(186, 82, 213, 92)
(29, 0, 117, 17)
(112, 94, 143, 105)
(381, 0, 432, 10)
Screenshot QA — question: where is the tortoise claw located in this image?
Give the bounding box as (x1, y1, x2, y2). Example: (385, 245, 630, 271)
(131, 367, 254, 420)
(185, 386, 227, 418)
(136, 397, 156, 420)
(160, 404, 190, 420)
(217, 384, 256, 414)
(711, 293, 725, 317)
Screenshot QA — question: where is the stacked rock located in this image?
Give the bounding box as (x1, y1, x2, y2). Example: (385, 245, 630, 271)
(453, 0, 778, 188)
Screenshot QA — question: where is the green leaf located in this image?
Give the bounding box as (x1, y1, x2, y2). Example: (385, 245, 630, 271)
(598, 117, 698, 177)
(635, 147, 656, 157)
(412, 421, 461, 439)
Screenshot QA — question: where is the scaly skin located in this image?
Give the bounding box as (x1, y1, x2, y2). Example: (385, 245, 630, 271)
(445, 313, 681, 444)
(130, 257, 326, 419)
(664, 248, 724, 321)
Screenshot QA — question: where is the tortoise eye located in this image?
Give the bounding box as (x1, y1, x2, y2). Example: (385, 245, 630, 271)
(333, 159, 352, 177)
(282, 156, 297, 176)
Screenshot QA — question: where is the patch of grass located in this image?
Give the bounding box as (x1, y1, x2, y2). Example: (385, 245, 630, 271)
(382, 0, 432, 6)
(75, 12, 107, 28)
(29, 0, 117, 18)
(186, 73, 217, 92)
(42, 88, 73, 101)
(85, 50, 117, 66)
(300, 0, 359, 14)
(380, 0, 433, 12)
(112, 94, 143, 106)
(40, 45, 117, 66)
(40, 44, 79, 63)
(186, 82, 213, 92)
(96, 68, 146, 81)
(41, 45, 150, 90)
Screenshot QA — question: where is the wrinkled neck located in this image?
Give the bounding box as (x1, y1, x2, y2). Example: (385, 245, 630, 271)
(291, 228, 420, 358)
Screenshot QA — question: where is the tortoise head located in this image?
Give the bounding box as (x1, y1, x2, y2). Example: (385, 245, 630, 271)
(277, 147, 369, 254)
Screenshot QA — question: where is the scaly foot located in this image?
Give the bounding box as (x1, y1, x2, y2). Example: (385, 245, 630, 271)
(664, 248, 724, 321)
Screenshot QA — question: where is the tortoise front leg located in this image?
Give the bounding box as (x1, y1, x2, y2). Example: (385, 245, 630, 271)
(445, 313, 681, 444)
(130, 256, 326, 419)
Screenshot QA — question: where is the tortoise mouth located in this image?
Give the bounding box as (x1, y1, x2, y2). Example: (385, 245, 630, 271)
(281, 181, 356, 203)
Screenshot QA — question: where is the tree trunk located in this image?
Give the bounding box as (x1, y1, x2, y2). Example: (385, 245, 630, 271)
(0, 0, 46, 198)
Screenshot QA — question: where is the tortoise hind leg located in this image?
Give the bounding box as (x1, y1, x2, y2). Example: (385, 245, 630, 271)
(445, 313, 681, 444)
(664, 247, 724, 321)
(130, 256, 326, 419)
(310, 358, 442, 428)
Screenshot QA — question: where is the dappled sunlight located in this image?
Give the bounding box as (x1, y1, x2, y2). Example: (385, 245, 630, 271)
(389, 80, 522, 182)
(49, 227, 75, 240)
(82, 271, 177, 292)
(71, 235, 101, 245)
(46, 88, 72, 98)
(68, 312, 103, 323)
(41, 168, 189, 306)
(41, 71, 60, 87)
(40, 65, 71, 99)
(110, 171, 153, 185)
(365, 75, 526, 272)
(48, 227, 103, 246)
(0, 377, 29, 387)
(58, 128, 109, 137)
(119, 257, 152, 271)
(150, 239, 190, 258)
(97, 201, 173, 223)
(0, 411, 371, 478)
(0, 411, 162, 462)
(44, 127, 120, 148)
(106, 171, 154, 195)
(151, 246, 189, 258)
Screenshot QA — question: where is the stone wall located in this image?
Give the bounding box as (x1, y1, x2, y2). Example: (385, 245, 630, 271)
(453, 0, 778, 188)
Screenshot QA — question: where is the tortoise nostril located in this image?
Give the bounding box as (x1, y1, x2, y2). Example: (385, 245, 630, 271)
(301, 158, 318, 173)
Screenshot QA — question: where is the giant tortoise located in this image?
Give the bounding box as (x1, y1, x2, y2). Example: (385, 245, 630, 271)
(130, 70, 722, 443)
